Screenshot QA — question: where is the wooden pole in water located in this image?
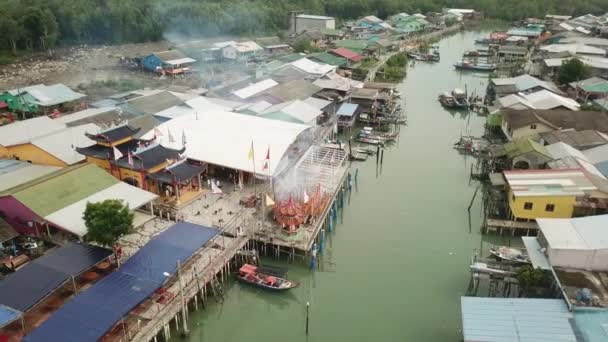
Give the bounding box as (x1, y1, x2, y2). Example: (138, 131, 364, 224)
(305, 301, 310, 336)
(177, 260, 189, 335)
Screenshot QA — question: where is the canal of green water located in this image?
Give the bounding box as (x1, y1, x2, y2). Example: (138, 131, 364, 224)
(179, 29, 512, 342)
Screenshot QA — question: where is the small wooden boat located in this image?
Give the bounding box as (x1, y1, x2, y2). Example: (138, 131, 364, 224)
(489, 246, 531, 264)
(439, 89, 470, 109)
(238, 264, 299, 291)
(454, 61, 496, 72)
(408, 52, 439, 62)
(463, 50, 490, 57)
(356, 136, 384, 146)
(475, 38, 490, 45)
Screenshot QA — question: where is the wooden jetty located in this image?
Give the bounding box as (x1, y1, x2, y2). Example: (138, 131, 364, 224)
(482, 219, 538, 236)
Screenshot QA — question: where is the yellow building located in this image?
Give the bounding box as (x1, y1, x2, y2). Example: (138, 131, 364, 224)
(0, 116, 96, 167)
(503, 169, 596, 220)
(76, 124, 207, 206)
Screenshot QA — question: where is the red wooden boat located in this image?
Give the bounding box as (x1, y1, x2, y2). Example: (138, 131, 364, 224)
(238, 264, 299, 291)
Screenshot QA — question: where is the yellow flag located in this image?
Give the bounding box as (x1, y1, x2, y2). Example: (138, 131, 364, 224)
(248, 141, 254, 160)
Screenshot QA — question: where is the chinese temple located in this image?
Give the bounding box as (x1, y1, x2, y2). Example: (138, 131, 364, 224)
(76, 124, 207, 206)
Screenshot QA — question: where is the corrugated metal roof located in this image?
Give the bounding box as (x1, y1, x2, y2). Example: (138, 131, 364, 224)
(522, 237, 552, 270)
(233, 79, 278, 99)
(337, 103, 358, 116)
(0, 160, 61, 192)
(0, 116, 66, 147)
(30, 124, 98, 165)
(504, 169, 596, 197)
(538, 214, 608, 250)
(45, 182, 157, 237)
(5, 164, 119, 216)
(290, 58, 335, 75)
(296, 14, 334, 20)
(461, 297, 576, 342)
(573, 307, 608, 341)
(25, 84, 85, 106)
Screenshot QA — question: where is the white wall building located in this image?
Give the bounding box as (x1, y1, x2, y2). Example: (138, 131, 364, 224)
(537, 215, 608, 271)
(292, 14, 335, 34)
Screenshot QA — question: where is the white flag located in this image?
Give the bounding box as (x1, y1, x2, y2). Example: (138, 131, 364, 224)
(303, 190, 309, 204)
(113, 147, 123, 160)
(211, 180, 223, 194)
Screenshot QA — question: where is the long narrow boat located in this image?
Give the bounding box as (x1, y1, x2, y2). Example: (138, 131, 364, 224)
(454, 61, 496, 72)
(238, 264, 299, 291)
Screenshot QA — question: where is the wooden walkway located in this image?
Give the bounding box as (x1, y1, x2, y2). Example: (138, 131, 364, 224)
(483, 219, 538, 236)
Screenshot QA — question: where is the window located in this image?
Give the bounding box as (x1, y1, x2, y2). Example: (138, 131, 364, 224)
(524, 202, 533, 210)
(530, 124, 537, 129)
(546, 204, 555, 212)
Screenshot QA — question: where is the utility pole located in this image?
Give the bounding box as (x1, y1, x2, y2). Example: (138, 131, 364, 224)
(177, 260, 189, 335)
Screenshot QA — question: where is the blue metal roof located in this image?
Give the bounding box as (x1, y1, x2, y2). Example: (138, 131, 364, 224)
(337, 103, 358, 117)
(594, 160, 608, 178)
(461, 297, 576, 342)
(574, 307, 608, 342)
(25, 222, 219, 342)
(0, 242, 112, 312)
(0, 304, 21, 328)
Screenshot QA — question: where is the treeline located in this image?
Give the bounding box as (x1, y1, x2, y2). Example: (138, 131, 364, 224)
(1, 0, 608, 53)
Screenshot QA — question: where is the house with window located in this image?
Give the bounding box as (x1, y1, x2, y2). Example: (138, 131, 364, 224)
(141, 50, 197, 75)
(501, 109, 608, 141)
(504, 138, 553, 169)
(222, 41, 264, 60)
(503, 169, 597, 220)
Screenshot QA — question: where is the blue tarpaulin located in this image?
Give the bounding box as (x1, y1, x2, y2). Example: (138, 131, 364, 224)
(0, 304, 21, 328)
(0, 242, 112, 312)
(25, 222, 219, 342)
(336, 103, 358, 117)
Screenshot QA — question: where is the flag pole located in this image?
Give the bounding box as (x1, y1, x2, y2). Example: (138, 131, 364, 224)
(251, 141, 257, 199)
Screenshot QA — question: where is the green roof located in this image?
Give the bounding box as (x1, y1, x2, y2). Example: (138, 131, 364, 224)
(504, 138, 550, 159)
(260, 111, 306, 124)
(487, 113, 503, 127)
(264, 60, 286, 71)
(277, 53, 306, 63)
(6, 164, 118, 216)
(308, 52, 347, 67)
(582, 82, 608, 93)
(335, 39, 369, 51)
(320, 28, 342, 36)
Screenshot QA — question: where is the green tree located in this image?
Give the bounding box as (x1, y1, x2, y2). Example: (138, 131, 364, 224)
(292, 38, 319, 53)
(83, 199, 134, 247)
(0, 16, 22, 54)
(515, 265, 551, 295)
(558, 58, 592, 85)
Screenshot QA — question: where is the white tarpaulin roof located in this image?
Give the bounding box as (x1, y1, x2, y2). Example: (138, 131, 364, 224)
(165, 57, 197, 65)
(44, 182, 158, 237)
(140, 110, 311, 176)
(233, 79, 278, 99)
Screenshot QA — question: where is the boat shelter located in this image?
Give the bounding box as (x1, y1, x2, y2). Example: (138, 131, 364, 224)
(24, 222, 219, 342)
(461, 297, 576, 342)
(537, 215, 608, 270)
(0, 242, 111, 313)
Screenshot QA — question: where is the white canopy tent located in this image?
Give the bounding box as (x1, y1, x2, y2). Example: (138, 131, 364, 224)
(141, 109, 312, 176)
(538, 215, 608, 270)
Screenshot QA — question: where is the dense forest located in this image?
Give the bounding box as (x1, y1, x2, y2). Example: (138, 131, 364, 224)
(1, 0, 608, 53)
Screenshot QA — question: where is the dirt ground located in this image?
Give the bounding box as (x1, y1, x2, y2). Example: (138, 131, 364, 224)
(0, 41, 173, 90)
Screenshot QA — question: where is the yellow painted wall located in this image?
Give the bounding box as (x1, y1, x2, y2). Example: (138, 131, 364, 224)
(86, 156, 112, 172)
(508, 189, 575, 219)
(5, 143, 67, 167)
(502, 121, 553, 140)
(120, 168, 145, 188)
(0, 145, 8, 158)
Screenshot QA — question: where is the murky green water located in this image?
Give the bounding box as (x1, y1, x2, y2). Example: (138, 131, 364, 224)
(180, 30, 509, 342)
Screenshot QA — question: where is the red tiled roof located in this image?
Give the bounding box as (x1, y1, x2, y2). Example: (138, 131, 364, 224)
(330, 48, 363, 62)
(0, 100, 7, 109)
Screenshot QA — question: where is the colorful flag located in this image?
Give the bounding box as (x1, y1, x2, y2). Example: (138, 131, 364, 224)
(262, 146, 270, 170)
(113, 147, 123, 160)
(248, 141, 254, 160)
(182, 129, 187, 146)
(127, 150, 134, 166)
